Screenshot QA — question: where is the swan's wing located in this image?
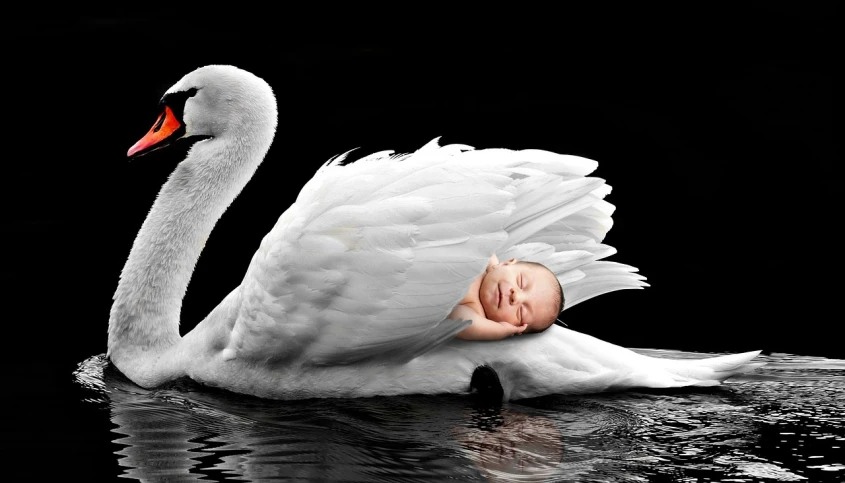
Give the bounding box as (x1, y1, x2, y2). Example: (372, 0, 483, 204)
(224, 139, 627, 365)
(226, 140, 515, 365)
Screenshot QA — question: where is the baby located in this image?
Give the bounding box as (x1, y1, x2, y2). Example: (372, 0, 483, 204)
(452, 254, 564, 341)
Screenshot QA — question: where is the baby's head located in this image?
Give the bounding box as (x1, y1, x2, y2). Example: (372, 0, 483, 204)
(479, 258, 564, 333)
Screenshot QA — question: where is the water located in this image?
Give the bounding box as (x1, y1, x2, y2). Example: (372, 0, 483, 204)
(71, 350, 844, 482)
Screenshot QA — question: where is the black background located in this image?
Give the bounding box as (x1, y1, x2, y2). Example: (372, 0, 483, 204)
(6, 8, 838, 362)
(1, 8, 837, 472)
(5, 8, 838, 362)
(1, 6, 836, 478)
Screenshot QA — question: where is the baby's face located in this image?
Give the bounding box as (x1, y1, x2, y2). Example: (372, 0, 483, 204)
(479, 259, 559, 331)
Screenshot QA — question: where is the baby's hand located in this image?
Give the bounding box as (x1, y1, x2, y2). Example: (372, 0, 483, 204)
(497, 321, 528, 337)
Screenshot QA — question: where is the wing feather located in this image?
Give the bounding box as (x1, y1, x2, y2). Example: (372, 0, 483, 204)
(221, 139, 645, 366)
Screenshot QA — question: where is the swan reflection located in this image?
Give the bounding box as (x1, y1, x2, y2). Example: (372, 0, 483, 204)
(79, 355, 579, 482)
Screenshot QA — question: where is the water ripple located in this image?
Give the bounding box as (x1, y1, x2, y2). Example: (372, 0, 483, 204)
(75, 351, 845, 482)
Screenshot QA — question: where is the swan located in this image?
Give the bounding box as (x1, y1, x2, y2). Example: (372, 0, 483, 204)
(108, 64, 763, 401)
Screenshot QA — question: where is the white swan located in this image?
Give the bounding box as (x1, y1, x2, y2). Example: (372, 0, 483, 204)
(108, 65, 763, 401)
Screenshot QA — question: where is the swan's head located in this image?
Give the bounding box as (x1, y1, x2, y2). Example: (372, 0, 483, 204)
(128, 65, 277, 158)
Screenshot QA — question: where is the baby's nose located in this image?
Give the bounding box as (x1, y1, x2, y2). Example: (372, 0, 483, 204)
(510, 288, 523, 304)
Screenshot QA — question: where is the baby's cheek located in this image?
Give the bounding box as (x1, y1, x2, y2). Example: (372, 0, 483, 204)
(502, 313, 521, 326)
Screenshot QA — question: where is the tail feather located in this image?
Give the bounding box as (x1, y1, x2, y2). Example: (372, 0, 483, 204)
(651, 350, 766, 385)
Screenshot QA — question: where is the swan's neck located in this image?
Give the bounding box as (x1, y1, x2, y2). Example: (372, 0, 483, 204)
(108, 121, 274, 382)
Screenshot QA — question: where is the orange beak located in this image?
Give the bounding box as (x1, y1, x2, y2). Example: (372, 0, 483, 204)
(127, 105, 182, 157)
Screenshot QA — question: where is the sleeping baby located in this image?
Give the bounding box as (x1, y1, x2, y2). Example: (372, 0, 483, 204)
(452, 254, 564, 341)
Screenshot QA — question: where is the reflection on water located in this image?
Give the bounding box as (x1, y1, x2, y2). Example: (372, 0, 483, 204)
(74, 350, 845, 482)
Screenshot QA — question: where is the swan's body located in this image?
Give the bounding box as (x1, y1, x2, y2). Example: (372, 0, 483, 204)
(108, 65, 762, 401)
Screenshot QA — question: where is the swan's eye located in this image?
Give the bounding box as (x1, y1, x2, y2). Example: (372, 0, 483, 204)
(158, 87, 201, 117)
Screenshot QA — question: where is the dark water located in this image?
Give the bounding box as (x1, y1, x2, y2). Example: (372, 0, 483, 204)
(70, 350, 844, 482)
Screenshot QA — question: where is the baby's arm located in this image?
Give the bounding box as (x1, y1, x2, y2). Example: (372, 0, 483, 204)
(451, 304, 528, 341)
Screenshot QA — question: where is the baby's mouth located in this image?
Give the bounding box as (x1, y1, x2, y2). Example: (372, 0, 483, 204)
(497, 285, 502, 308)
